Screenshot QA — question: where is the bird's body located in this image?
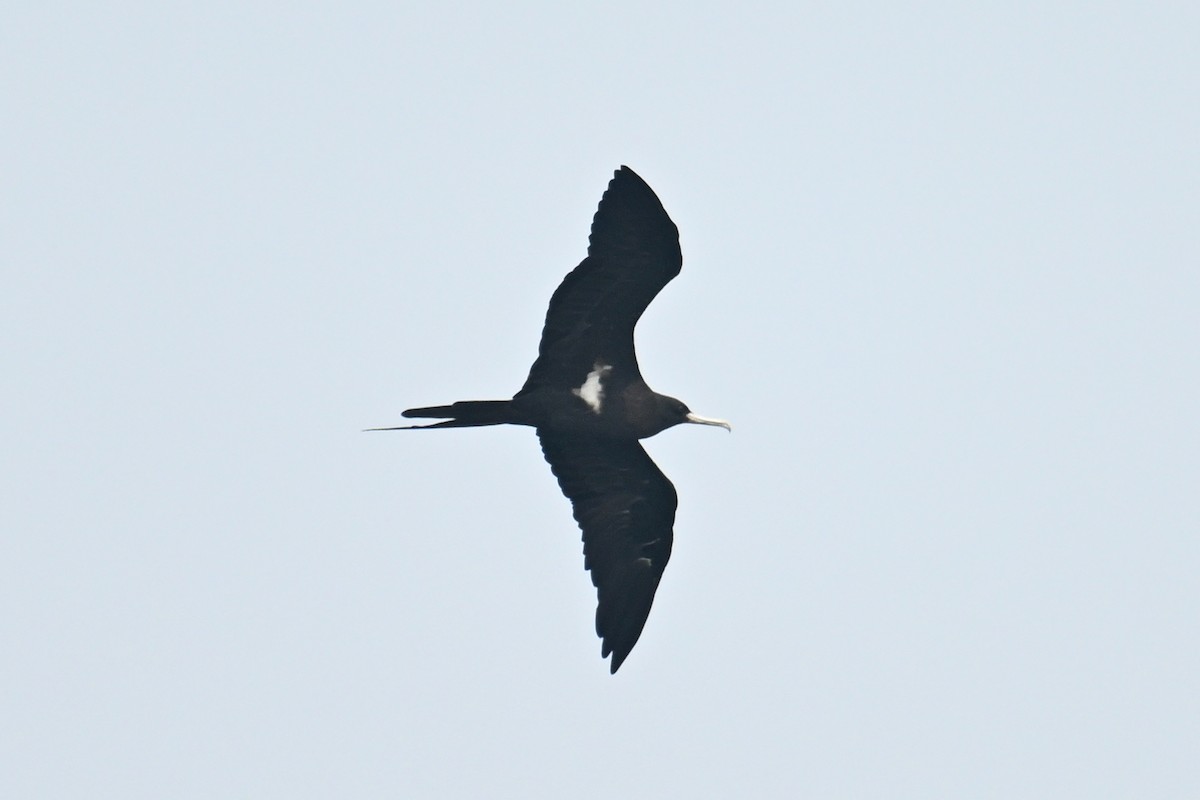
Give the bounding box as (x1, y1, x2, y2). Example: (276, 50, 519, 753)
(377, 166, 728, 673)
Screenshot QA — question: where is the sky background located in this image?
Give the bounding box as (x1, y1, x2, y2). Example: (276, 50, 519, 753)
(4, 2, 1198, 797)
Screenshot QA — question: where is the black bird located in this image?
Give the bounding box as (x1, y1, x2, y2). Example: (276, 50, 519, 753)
(375, 166, 730, 673)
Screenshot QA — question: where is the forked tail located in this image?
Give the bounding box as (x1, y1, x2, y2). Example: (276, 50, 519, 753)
(367, 400, 519, 431)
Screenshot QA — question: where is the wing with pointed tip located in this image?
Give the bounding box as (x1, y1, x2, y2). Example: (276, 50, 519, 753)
(518, 166, 682, 397)
(538, 430, 677, 673)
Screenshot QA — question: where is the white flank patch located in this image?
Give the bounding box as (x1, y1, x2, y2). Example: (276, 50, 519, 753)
(572, 362, 612, 414)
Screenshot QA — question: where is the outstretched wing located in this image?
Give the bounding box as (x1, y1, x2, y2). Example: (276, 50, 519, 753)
(538, 430, 677, 673)
(519, 166, 682, 397)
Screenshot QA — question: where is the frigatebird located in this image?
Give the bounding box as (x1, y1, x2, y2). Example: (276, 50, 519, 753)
(375, 166, 729, 673)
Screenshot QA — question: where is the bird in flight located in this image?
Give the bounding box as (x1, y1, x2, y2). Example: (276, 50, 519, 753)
(374, 166, 729, 673)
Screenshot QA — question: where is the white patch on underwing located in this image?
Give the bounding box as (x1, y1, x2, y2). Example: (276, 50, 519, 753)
(636, 557, 653, 567)
(572, 362, 613, 414)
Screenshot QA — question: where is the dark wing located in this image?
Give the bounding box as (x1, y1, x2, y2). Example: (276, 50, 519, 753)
(518, 166, 682, 397)
(538, 430, 677, 673)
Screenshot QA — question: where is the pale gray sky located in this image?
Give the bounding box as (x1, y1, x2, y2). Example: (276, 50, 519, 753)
(3, 3, 1198, 797)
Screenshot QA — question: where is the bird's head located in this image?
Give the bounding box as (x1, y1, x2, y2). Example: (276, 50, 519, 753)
(658, 395, 732, 434)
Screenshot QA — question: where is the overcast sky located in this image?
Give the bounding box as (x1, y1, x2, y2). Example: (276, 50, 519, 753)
(4, 3, 1198, 798)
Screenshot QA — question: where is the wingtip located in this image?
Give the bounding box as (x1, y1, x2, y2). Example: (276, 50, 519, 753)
(608, 164, 649, 189)
(614, 164, 642, 182)
(602, 638, 633, 674)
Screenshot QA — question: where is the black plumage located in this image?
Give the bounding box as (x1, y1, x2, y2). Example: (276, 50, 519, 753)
(376, 166, 729, 672)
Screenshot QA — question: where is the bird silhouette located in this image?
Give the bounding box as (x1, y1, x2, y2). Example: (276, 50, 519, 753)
(374, 166, 729, 672)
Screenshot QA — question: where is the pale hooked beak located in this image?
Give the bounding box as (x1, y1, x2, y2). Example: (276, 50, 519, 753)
(685, 412, 732, 432)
